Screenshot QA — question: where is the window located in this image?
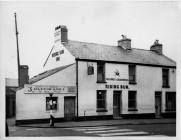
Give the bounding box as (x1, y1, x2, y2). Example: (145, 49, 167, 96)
(46, 97, 58, 111)
(128, 91, 137, 111)
(97, 90, 107, 112)
(162, 69, 169, 88)
(56, 57, 60, 61)
(129, 65, 136, 84)
(166, 92, 176, 111)
(97, 62, 105, 83)
(88, 65, 94, 75)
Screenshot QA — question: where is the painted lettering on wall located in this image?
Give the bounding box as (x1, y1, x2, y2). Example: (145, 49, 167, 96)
(24, 85, 76, 94)
(52, 50, 64, 57)
(105, 84, 129, 89)
(106, 78, 128, 81)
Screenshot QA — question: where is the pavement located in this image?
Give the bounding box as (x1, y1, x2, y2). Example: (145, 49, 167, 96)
(7, 117, 176, 128)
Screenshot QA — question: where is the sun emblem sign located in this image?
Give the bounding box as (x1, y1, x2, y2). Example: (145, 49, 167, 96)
(114, 69, 120, 77)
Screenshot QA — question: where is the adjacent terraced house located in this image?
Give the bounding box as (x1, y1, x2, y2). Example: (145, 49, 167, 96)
(16, 25, 176, 125)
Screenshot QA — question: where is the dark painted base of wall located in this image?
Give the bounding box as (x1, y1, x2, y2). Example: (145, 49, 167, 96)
(16, 118, 65, 126)
(121, 113, 155, 119)
(162, 112, 176, 118)
(76, 115, 113, 121)
(15, 112, 176, 125)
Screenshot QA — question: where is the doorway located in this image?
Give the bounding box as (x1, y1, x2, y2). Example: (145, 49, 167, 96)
(64, 97, 75, 121)
(155, 92, 162, 118)
(113, 91, 122, 118)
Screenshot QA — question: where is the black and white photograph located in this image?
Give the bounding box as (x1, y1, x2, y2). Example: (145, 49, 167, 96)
(0, 0, 180, 139)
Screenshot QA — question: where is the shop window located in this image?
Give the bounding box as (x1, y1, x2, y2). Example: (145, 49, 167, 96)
(97, 90, 107, 112)
(165, 92, 176, 111)
(97, 62, 105, 83)
(162, 69, 169, 88)
(46, 97, 58, 110)
(129, 65, 136, 84)
(128, 91, 137, 111)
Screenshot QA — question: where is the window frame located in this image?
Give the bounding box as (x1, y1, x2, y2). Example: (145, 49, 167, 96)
(162, 69, 170, 88)
(46, 97, 58, 111)
(165, 92, 176, 111)
(129, 65, 137, 84)
(97, 62, 106, 83)
(96, 90, 107, 112)
(128, 91, 138, 111)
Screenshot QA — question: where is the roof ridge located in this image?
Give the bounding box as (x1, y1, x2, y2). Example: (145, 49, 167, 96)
(68, 40, 115, 47)
(69, 40, 153, 52)
(29, 63, 75, 84)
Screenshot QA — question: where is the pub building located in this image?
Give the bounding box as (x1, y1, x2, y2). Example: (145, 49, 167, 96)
(16, 25, 176, 125)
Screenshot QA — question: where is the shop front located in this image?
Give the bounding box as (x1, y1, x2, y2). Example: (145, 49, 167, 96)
(16, 84, 76, 125)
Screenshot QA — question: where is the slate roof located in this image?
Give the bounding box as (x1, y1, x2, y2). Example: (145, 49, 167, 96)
(64, 40, 176, 67)
(29, 63, 74, 84)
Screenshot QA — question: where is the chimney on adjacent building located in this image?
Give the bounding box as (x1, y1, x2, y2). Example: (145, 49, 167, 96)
(118, 35, 131, 50)
(54, 25, 68, 44)
(19, 65, 29, 87)
(150, 40, 163, 55)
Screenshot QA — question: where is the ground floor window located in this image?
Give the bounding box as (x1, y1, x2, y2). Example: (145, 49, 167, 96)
(46, 97, 58, 110)
(97, 90, 107, 112)
(166, 92, 176, 111)
(128, 91, 137, 111)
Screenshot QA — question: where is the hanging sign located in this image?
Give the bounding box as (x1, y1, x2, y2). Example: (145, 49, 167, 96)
(24, 85, 76, 94)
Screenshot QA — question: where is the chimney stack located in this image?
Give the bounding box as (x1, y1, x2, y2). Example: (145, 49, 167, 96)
(54, 25, 68, 44)
(118, 35, 131, 50)
(150, 40, 162, 55)
(19, 65, 29, 87)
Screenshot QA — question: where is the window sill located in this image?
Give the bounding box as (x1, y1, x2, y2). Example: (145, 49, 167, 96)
(162, 85, 170, 88)
(128, 108, 138, 111)
(97, 81, 107, 84)
(129, 81, 137, 85)
(96, 109, 108, 112)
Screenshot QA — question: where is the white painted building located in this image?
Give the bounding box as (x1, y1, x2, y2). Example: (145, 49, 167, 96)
(16, 26, 176, 125)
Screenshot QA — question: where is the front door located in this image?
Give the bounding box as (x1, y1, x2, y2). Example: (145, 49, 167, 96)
(64, 97, 75, 121)
(113, 91, 122, 118)
(155, 92, 162, 118)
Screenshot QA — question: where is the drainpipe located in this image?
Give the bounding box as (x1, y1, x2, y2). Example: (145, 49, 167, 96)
(76, 59, 79, 120)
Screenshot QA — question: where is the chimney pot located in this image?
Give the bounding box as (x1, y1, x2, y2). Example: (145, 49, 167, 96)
(54, 25, 68, 44)
(19, 65, 29, 87)
(118, 35, 131, 50)
(150, 40, 163, 55)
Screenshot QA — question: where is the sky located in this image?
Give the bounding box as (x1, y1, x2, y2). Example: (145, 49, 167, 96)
(1, 1, 181, 79)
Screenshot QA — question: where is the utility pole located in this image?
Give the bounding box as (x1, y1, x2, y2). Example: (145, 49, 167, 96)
(14, 12, 20, 87)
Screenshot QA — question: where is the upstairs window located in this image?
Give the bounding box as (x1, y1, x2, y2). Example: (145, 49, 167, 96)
(166, 92, 176, 111)
(56, 57, 60, 61)
(162, 69, 169, 88)
(97, 62, 105, 83)
(128, 91, 137, 111)
(97, 90, 107, 112)
(129, 65, 136, 84)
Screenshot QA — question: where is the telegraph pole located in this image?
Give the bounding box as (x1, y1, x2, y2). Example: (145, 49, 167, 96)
(14, 12, 20, 87)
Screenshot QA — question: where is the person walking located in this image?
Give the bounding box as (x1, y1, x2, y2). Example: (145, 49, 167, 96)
(50, 109, 54, 127)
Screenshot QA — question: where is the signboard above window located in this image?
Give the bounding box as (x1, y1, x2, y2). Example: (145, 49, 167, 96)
(24, 84, 76, 94)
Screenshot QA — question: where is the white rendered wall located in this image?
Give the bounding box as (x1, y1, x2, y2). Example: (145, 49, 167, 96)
(16, 64, 76, 120)
(43, 42, 75, 71)
(16, 89, 75, 120)
(78, 61, 176, 117)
